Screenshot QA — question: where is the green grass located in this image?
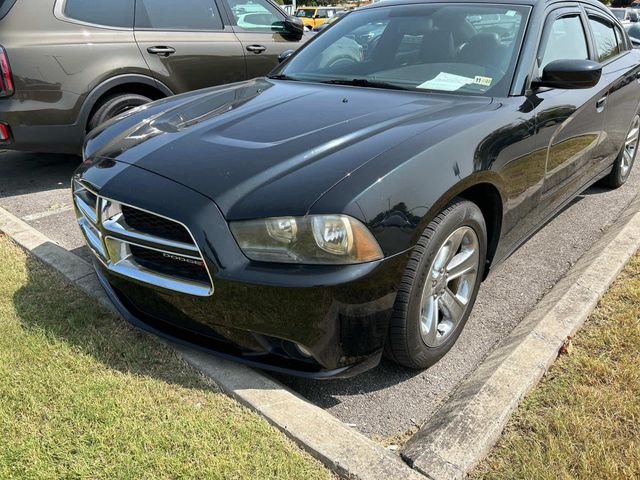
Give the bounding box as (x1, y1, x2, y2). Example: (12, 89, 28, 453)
(472, 253, 640, 480)
(0, 234, 331, 480)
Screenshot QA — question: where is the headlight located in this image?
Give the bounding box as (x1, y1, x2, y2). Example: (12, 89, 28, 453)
(230, 215, 383, 264)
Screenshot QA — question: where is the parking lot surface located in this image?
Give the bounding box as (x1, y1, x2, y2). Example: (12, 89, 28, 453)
(2, 149, 639, 440)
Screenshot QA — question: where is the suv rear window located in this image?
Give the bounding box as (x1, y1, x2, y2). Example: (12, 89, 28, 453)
(0, 0, 18, 20)
(63, 0, 135, 28)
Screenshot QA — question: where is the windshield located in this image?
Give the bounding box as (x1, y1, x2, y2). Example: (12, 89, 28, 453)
(273, 4, 530, 96)
(296, 9, 315, 17)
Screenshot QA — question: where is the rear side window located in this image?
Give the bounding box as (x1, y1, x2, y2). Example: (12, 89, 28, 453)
(589, 16, 621, 62)
(135, 0, 223, 30)
(63, 0, 135, 28)
(0, 0, 17, 20)
(223, 0, 284, 31)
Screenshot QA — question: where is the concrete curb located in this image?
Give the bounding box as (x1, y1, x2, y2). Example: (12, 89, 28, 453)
(402, 197, 640, 479)
(0, 206, 425, 480)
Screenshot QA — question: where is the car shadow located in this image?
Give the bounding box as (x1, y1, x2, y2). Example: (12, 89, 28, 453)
(0, 151, 80, 199)
(273, 358, 424, 408)
(12, 250, 214, 391)
(580, 183, 610, 196)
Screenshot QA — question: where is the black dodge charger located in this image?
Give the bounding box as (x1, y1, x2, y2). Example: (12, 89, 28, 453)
(74, 0, 640, 378)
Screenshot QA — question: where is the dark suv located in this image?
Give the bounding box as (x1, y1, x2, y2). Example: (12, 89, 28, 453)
(0, 0, 306, 154)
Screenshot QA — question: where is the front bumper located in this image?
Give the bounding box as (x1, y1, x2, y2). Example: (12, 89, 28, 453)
(76, 158, 408, 378)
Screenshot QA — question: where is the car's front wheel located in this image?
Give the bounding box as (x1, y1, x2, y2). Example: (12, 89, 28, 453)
(386, 198, 487, 369)
(600, 114, 639, 189)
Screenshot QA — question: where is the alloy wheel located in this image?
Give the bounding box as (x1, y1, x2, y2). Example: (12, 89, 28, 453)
(418, 226, 480, 347)
(621, 115, 640, 178)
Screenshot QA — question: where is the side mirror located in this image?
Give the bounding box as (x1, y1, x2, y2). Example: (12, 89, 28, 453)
(278, 49, 295, 63)
(631, 13, 639, 22)
(534, 59, 602, 90)
(284, 16, 304, 40)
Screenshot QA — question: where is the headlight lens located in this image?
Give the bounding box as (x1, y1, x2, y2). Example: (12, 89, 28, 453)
(230, 215, 383, 264)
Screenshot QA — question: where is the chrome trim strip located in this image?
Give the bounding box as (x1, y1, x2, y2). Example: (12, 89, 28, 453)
(103, 218, 200, 254)
(78, 218, 106, 259)
(75, 195, 98, 225)
(105, 236, 204, 263)
(110, 261, 212, 297)
(105, 236, 211, 297)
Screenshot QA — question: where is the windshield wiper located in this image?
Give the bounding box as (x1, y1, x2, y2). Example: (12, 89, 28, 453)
(320, 78, 410, 91)
(267, 74, 299, 81)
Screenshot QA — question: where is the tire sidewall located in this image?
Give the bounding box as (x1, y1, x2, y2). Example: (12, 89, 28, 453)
(88, 94, 151, 132)
(404, 202, 487, 367)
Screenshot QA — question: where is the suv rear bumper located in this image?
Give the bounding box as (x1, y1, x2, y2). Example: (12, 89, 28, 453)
(0, 94, 84, 154)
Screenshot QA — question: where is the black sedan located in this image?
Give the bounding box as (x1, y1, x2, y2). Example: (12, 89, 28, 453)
(73, 0, 640, 378)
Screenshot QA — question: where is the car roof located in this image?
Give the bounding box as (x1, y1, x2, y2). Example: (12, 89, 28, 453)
(358, 0, 609, 10)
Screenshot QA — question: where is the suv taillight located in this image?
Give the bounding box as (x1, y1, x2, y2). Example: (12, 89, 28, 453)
(0, 47, 14, 97)
(0, 123, 10, 142)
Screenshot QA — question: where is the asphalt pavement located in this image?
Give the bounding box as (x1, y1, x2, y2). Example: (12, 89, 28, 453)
(1, 149, 638, 440)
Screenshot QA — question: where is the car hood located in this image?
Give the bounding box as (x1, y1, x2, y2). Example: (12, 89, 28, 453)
(85, 78, 492, 219)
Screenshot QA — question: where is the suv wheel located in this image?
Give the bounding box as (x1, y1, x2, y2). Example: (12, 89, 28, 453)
(385, 198, 487, 369)
(88, 93, 152, 132)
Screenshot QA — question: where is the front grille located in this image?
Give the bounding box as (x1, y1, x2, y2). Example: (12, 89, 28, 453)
(129, 245, 210, 284)
(121, 205, 193, 244)
(72, 180, 213, 297)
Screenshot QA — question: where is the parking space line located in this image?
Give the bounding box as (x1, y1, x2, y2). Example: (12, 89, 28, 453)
(22, 206, 73, 222)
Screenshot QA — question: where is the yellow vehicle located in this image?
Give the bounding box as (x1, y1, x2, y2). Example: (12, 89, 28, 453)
(295, 7, 342, 28)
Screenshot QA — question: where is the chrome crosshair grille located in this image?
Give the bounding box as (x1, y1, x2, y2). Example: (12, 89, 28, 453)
(72, 180, 214, 297)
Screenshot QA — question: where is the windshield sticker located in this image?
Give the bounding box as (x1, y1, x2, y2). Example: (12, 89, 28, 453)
(417, 72, 475, 91)
(505, 10, 517, 16)
(473, 76, 493, 87)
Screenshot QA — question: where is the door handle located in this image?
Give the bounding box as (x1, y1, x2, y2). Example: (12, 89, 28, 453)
(246, 44, 266, 54)
(596, 95, 607, 113)
(147, 46, 176, 57)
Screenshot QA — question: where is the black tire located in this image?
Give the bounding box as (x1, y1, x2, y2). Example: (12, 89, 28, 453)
(385, 198, 487, 369)
(599, 114, 639, 189)
(87, 93, 152, 132)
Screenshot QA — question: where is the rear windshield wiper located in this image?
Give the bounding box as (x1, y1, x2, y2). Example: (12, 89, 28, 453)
(320, 78, 410, 91)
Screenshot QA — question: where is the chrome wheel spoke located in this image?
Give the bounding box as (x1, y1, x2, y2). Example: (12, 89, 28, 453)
(447, 248, 478, 281)
(440, 288, 465, 323)
(444, 228, 466, 265)
(420, 296, 439, 346)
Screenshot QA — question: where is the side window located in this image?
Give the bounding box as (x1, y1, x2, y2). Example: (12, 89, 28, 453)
(539, 15, 588, 72)
(64, 0, 134, 28)
(135, 0, 223, 30)
(223, 0, 285, 31)
(614, 24, 630, 52)
(589, 16, 621, 62)
(316, 10, 328, 19)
